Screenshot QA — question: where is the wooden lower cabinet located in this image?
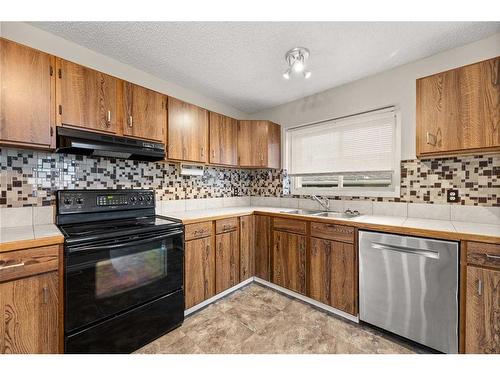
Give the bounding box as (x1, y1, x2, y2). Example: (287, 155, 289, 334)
(215, 230, 240, 294)
(309, 237, 357, 315)
(465, 266, 500, 353)
(239, 215, 255, 280)
(272, 230, 306, 295)
(254, 215, 271, 281)
(0, 271, 59, 354)
(184, 236, 215, 309)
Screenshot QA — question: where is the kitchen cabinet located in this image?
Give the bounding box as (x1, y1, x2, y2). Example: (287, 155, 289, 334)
(122, 82, 166, 142)
(0, 38, 55, 149)
(56, 58, 119, 134)
(184, 235, 215, 309)
(254, 215, 271, 281)
(272, 230, 307, 295)
(239, 215, 255, 280)
(0, 272, 59, 354)
(416, 56, 500, 157)
(309, 237, 357, 315)
(209, 112, 238, 166)
(237, 120, 281, 168)
(215, 228, 240, 294)
(0, 244, 61, 354)
(168, 97, 209, 162)
(465, 266, 500, 353)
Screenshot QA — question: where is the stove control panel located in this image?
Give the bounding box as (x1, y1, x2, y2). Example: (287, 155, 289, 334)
(57, 190, 155, 214)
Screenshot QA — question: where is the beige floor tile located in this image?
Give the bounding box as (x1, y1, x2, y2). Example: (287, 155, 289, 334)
(136, 282, 420, 354)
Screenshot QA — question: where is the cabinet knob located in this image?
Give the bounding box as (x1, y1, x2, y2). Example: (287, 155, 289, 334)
(201, 147, 204, 158)
(477, 279, 482, 296)
(128, 115, 133, 128)
(426, 132, 437, 146)
(106, 110, 111, 127)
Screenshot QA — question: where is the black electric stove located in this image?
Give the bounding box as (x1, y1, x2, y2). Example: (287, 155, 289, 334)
(56, 189, 184, 354)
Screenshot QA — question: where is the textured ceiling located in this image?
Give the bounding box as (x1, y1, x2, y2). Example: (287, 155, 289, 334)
(31, 22, 500, 113)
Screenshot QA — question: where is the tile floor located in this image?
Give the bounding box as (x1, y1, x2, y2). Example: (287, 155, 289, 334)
(135, 283, 423, 354)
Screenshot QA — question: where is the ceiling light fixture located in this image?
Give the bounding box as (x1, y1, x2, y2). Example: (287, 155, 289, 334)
(283, 47, 311, 80)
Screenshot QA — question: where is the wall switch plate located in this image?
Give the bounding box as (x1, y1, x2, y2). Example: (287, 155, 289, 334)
(447, 189, 460, 203)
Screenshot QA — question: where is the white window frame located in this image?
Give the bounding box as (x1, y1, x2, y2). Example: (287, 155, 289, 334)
(286, 107, 401, 198)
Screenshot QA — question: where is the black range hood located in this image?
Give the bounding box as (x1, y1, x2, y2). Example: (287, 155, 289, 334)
(56, 127, 165, 161)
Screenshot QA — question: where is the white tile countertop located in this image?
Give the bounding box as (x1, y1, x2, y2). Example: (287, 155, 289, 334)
(163, 206, 500, 241)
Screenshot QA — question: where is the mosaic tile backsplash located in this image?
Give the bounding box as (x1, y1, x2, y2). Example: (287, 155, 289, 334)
(0, 147, 498, 207)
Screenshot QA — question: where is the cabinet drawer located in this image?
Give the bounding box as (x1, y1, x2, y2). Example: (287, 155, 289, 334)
(310, 222, 354, 243)
(216, 217, 239, 234)
(467, 242, 500, 269)
(0, 245, 59, 283)
(273, 217, 307, 235)
(185, 222, 213, 241)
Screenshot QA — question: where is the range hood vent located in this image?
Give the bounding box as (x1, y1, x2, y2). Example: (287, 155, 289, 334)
(56, 127, 165, 162)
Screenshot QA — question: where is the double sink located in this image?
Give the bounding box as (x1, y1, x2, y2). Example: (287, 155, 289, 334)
(282, 209, 361, 219)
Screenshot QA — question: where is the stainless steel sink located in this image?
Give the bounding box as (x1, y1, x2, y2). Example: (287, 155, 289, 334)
(311, 211, 359, 219)
(281, 209, 324, 215)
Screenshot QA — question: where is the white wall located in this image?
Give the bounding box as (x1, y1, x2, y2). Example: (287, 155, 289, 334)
(0, 22, 246, 119)
(249, 33, 500, 160)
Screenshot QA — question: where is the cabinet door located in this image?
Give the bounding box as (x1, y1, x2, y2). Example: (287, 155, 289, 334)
(417, 57, 500, 156)
(465, 266, 500, 353)
(123, 82, 166, 142)
(0, 38, 55, 148)
(209, 112, 238, 166)
(238, 120, 268, 167)
(215, 230, 240, 294)
(254, 215, 271, 281)
(57, 59, 118, 134)
(0, 271, 58, 354)
(240, 215, 255, 280)
(309, 238, 356, 315)
(168, 97, 208, 162)
(184, 237, 215, 309)
(267, 121, 281, 169)
(272, 231, 306, 294)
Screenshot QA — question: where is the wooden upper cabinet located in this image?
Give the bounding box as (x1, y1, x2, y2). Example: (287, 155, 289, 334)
(465, 266, 500, 353)
(0, 38, 55, 149)
(168, 97, 209, 162)
(309, 237, 357, 315)
(417, 56, 500, 157)
(122, 82, 166, 142)
(209, 112, 238, 166)
(57, 59, 118, 134)
(272, 230, 307, 295)
(238, 120, 281, 168)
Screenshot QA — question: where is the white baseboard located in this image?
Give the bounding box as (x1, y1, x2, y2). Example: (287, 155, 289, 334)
(184, 277, 254, 316)
(253, 277, 359, 323)
(184, 276, 359, 324)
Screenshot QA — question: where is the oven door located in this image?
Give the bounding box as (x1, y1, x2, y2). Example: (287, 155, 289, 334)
(65, 228, 183, 333)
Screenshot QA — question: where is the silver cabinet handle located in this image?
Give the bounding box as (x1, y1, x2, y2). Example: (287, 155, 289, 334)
(478, 279, 482, 296)
(128, 115, 133, 128)
(486, 253, 500, 260)
(201, 147, 204, 158)
(43, 287, 48, 304)
(0, 261, 25, 270)
(371, 242, 439, 259)
(107, 110, 111, 126)
(426, 132, 437, 146)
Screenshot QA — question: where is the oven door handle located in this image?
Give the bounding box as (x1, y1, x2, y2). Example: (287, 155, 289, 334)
(70, 231, 182, 253)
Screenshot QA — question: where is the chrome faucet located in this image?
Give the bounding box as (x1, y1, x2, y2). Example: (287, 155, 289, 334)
(311, 195, 330, 211)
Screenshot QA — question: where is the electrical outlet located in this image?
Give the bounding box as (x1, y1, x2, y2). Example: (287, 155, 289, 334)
(447, 189, 460, 203)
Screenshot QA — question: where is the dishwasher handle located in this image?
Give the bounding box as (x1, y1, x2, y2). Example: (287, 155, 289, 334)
(371, 242, 440, 259)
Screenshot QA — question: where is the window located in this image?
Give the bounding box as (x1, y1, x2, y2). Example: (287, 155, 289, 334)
(285, 107, 400, 197)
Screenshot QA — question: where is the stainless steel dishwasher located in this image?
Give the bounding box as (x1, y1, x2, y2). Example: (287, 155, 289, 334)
(359, 231, 459, 353)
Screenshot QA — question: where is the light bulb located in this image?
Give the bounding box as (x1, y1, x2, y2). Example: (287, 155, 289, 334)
(282, 70, 290, 80)
(293, 60, 304, 73)
(303, 70, 311, 79)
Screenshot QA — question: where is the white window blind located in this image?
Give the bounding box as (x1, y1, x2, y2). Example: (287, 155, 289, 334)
(286, 108, 396, 175)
